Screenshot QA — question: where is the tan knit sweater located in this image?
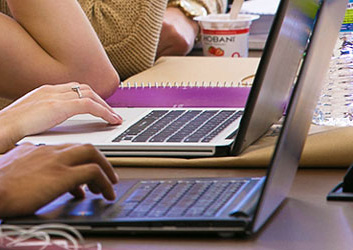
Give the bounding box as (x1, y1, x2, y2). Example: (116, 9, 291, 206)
(77, 0, 168, 80)
(0, 0, 225, 81)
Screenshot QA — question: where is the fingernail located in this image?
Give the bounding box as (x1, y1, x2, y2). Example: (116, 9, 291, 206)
(114, 114, 123, 121)
(109, 190, 117, 201)
(110, 174, 119, 184)
(114, 173, 119, 183)
(112, 114, 123, 123)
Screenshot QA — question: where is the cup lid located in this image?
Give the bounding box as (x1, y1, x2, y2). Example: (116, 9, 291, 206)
(194, 14, 260, 23)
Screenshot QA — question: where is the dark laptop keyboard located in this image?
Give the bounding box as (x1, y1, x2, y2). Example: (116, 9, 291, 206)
(112, 180, 246, 218)
(113, 110, 243, 143)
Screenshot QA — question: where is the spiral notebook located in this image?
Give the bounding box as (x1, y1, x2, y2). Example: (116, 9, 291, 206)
(106, 57, 260, 108)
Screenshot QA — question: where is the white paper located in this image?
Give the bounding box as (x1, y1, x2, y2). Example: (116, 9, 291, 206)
(240, 0, 280, 15)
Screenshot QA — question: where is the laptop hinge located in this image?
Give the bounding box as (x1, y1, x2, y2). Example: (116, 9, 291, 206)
(229, 177, 265, 218)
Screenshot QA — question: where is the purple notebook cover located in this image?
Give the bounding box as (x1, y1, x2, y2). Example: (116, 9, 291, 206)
(106, 86, 251, 108)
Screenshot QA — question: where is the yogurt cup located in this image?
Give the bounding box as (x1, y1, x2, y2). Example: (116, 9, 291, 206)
(195, 14, 259, 57)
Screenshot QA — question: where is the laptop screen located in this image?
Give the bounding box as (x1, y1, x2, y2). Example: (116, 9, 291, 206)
(251, 0, 347, 233)
(232, 0, 323, 154)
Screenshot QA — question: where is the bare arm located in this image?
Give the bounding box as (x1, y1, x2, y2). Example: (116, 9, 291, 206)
(0, 0, 119, 99)
(0, 82, 123, 154)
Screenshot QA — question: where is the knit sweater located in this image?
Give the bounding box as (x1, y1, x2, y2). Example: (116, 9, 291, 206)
(0, 0, 226, 80)
(77, 0, 168, 80)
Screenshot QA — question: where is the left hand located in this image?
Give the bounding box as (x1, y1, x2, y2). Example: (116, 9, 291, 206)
(156, 7, 199, 58)
(0, 82, 122, 153)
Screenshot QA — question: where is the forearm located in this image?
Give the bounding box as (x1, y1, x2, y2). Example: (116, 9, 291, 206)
(1, 0, 119, 98)
(6, 0, 104, 67)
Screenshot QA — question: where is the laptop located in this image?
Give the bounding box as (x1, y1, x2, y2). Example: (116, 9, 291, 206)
(7, 0, 346, 235)
(20, 0, 321, 157)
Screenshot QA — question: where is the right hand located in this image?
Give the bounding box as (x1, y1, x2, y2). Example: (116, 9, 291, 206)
(0, 82, 122, 153)
(0, 143, 118, 218)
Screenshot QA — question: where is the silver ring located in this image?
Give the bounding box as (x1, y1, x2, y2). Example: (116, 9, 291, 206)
(71, 86, 82, 99)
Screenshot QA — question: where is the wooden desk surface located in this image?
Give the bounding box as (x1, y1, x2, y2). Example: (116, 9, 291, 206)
(86, 167, 353, 250)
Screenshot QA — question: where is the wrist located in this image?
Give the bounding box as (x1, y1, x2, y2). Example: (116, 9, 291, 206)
(167, 0, 208, 19)
(0, 112, 22, 153)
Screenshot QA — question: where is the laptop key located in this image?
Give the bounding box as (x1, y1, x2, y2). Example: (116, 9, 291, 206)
(128, 181, 177, 217)
(113, 111, 168, 142)
(133, 111, 185, 142)
(165, 181, 213, 217)
(147, 181, 193, 217)
(167, 111, 218, 143)
(110, 180, 246, 219)
(124, 181, 159, 203)
(115, 109, 240, 144)
(203, 181, 245, 216)
(202, 111, 243, 142)
(150, 111, 202, 142)
(185, 111, 239, 143)
(184, 181, 230, 216)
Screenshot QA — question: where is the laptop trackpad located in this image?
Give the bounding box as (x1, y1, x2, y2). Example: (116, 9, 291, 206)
(46, 120, 117, 134)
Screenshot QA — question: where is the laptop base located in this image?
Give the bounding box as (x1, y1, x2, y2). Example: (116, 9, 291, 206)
(327, 183, 353, 201)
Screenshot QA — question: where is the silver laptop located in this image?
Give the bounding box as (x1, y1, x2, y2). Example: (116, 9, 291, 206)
(19, 0, 322, 157)
(7, 0, 346, 235)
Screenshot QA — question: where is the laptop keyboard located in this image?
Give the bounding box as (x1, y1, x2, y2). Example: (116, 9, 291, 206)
(111, 179, 246, 218)
(113, 110, 243, 143)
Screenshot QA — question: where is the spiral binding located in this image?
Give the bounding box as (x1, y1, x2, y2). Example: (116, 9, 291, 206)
(120, 74, 255, 89)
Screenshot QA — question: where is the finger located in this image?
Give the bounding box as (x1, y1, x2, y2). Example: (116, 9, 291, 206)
(82, 89, 118, 115)
(60, 83, 112, 111)
(69, 185, 86, 199)
(63, 87, 119, 117)
(6, 83, 82, 110)
(70, 163, 116, 200)
(78, 86, 122, 120)
(34, 84, 123, 124)
(62, 98, 122, 125)
(87, 183, 101, 194)
(29, 83, 77, 97)
(79, 84, 116, 112)
(42, 82, 91, 97)
(58, 144, 118, 185)
(45, 82, 83, 93)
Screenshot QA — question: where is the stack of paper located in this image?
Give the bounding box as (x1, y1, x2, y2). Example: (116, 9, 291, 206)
(241, 0, 280, 49)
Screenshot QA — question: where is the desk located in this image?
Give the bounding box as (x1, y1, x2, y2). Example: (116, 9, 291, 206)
(86, 167, 353, 250)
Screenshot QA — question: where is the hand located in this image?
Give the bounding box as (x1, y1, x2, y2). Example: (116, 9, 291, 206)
(0, 82, 122, 153)
(156, 7, 199, 58)
(0, 143, 118, 218)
